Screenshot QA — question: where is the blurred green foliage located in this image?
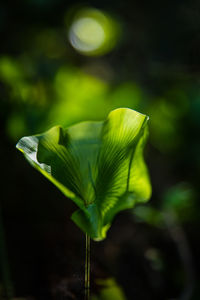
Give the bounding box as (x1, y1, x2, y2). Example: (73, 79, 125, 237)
(134, 182, 196, 227)
(2, 51, 192, 154)
(92, 278, 126, 300)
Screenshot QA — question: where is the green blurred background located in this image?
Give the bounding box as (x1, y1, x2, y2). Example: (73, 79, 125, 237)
(1, 0, 200, 299)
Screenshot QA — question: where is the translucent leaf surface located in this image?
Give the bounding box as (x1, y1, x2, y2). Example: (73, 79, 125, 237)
(16, 108, 151, 240)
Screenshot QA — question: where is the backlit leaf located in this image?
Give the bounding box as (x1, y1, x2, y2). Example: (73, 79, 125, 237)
(16, 108, 151, 240)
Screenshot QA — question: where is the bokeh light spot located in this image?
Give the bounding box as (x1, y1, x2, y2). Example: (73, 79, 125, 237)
(69, 17, 105, 52)
(68, 8, 120, 56)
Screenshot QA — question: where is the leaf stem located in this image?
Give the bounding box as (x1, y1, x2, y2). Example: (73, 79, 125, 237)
(85, 233, 90, 300)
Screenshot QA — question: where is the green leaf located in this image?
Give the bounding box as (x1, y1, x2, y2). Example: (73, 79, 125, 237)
(16, 108, 151, 240)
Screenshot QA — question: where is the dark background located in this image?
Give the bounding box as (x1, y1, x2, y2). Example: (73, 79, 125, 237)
(0, 0, 200, 299)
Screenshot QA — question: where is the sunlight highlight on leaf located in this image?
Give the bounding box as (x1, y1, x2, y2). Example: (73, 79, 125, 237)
(16, 108, 151, 240)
